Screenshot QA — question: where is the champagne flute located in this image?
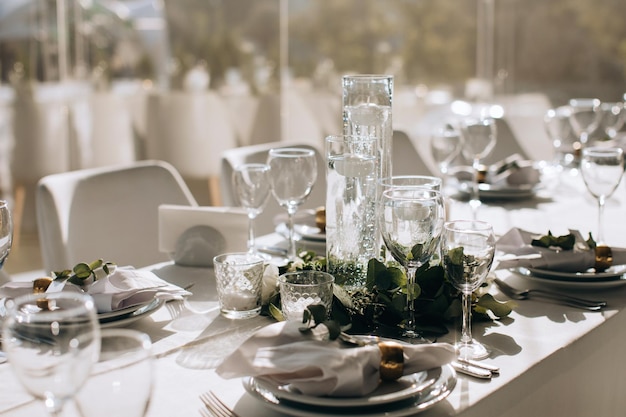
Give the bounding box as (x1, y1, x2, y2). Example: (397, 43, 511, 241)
(232, 163, 271, 256)
(267, 148, 317, 261)
(442, 220, 495, 360)
(580, 146, 624, 244)
(379, 188, 444, 338)
(461, 117, 497, 219)
(0, 200, 13, 269)
(76, 329, 153, 417)
(2, 292, 101, 416)
(568, 98, 601, 146)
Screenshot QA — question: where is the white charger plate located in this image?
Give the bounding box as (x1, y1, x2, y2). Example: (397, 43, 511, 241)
(99, 298, 164, 328)
(243, 364, 456, 417)
(457, 181, 538, 200)
(517, 267, 626, 290)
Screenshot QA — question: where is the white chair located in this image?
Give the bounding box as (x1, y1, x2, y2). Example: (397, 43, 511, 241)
(36, 160, 197, 273)
(392, 130, 438, 176)
(220, 142, 326, 236)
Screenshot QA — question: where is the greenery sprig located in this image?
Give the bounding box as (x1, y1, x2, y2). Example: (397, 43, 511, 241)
(531, 231, 597, 251)
(52, 259, 116, 287)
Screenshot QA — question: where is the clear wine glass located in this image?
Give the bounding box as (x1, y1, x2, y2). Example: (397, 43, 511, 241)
(0, 200, 13, 269)
(568, 98, 602, 146)
(580, 146, 624, 244)
(441, 220, 495, 360)
(379, 188, 445, 339)
(544, 106, 579, 170)
(76, 329, 153, 417)
(2, 292, 101, 416)
(460, 117, 497, 219)
(267, 148, 317, 261)
(232, 163, 271, 256)
(430, 122, 464, 178)
(597, 102, 625, 140)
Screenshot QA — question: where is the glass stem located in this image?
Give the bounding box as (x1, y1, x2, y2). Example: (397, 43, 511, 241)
(286, 206, 297, 260)
(470, 158, 481, 220)
(405, 265, 418, 334)
(597, 196, 606, 244)
(461, 291, 473, 344)
(247, 214, 256, 254)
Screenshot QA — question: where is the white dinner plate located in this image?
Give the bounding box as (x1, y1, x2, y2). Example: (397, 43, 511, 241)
(525, 264, 626, 281)
(457, 181, 538, 201)
(243, 364, 456, 417)
(99, 298, 164, 328)
(293, 224, 325, 242)
(516, 267, 626, 290)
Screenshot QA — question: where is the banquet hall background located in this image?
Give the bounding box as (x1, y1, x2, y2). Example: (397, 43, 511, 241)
(0, 0, 625, 275)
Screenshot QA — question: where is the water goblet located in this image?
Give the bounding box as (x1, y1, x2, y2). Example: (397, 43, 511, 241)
(597, 102, 625, 141)
(460, 117, 497, 219)
(379, 188, 445, 339)
(568, 98, 601, 146)
(2, 292, 101, 416)
(544, 106, 579, 170)
(580, 146, 624, 244)
(75, 329, 153, 417)
(441, 220, 495, 360)
(267, 147, 317, 261)
(430, 122, 464, 178)
(232, 163, 271, 256)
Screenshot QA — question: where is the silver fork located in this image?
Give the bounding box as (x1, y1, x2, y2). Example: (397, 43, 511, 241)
(493, 278, 607, 311)
(200, 391, 240, 417)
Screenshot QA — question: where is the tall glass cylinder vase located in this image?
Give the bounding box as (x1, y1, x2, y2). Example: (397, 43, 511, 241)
(342, 75, 393, 180)
(326, 135, 379, 290)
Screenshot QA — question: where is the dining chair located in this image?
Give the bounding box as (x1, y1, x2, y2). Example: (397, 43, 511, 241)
(220, 142, 326, 236)
(35, 160, 198, 273)
(392, 130, 438, 176)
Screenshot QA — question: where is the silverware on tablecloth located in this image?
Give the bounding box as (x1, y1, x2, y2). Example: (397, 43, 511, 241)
(200, 391, 240, 417)
(493, 278, 607, 310)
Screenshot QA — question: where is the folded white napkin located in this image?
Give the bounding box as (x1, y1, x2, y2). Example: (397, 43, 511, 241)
(0, 267, 191, 313)
(453, 154, 540, 187)
(496, 228, 626, 273)
(216, 321, 456, 397)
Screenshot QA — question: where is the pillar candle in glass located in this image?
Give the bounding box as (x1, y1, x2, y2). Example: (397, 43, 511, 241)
(326, 134, 379, 290)
(342, 74, 393, 180)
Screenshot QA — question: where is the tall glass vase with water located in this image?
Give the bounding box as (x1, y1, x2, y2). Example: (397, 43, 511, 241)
(342, 75, 393, 179)
(326, 135, 379, 290)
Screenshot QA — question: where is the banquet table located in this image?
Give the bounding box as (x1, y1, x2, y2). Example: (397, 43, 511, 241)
(2, 169, 626, 417)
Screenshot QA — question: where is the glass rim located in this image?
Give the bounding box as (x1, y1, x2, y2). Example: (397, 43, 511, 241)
(234, 162, 270, 172)
(381, 187, 442, 200)
(342, 74, 393, 81)
(4, 292, 98, 320)
(444, 219, 493, 232)
(268, 147, 315, 158)
(379, 175, 443, 186)
(325, 134, 377, 144)
(213, 252, 265, 266)
(582, 146, 624, 156)
(277, 270, 334, 285)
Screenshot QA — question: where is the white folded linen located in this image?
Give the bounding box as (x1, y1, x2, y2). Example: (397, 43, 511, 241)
(452, 154, 540, 187)
(216, 321, 456, 397)
(0, 267, 191, 313)
(496, 228, 626, 273)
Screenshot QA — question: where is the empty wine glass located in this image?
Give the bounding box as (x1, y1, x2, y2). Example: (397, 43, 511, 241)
(76, 329, 153, 417)
(430, 122, 464, 178)
(267, 148, 317, 261)
(568, 98, 602, 146)
(0, 200, 13, 269)
(580, 146, 624, 244)
(441, 220, 495, 360)
(461, 117, 497, 219)
(597, 102, 625, 140)
(2, 292, 101, 416)
(544, 106, 579, 170)
(379, 188, 445, 338)
(232, 163, 271, 256)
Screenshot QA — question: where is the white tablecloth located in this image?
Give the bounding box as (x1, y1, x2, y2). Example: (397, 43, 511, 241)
(2, 170, 626, 417)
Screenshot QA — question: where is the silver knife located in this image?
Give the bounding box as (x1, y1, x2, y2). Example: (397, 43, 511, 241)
(452, 361, 493, 379)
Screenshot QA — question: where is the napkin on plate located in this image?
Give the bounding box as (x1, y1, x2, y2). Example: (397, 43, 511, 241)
(495, 228, 626, 273)
(216, 321, 456, 397)
(0, 267, 191, 313)
(453, 154, 540, 187)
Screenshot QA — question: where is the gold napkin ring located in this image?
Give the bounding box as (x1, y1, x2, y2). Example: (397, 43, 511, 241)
(378, 341, 404, 381)
(33, 277, 53, 310)
(595, 245, 613, 272)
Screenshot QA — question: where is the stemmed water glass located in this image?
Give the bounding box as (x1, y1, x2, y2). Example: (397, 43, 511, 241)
(75, 329, 153, 417)
(2, 292, 101, 416)
(379, 188, 445, 339)
(568, 98, 602, 146)
(430, 122, 464, 178)
(232, 163, 271, 256)
(597, 102, 625, 141)
(441, 220, 495, 360)
(460, 117, 497, 219)
(580, 146, 624, 244)
(267, 148, 317, 261)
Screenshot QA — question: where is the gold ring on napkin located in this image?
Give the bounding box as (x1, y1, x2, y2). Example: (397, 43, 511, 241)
(378, 341, 404, 381)
(33, 277, 53, 310)
(595, 245, 613, 272)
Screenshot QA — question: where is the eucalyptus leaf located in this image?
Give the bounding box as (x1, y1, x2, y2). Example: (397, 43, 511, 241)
(476, 293, 514, 318)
